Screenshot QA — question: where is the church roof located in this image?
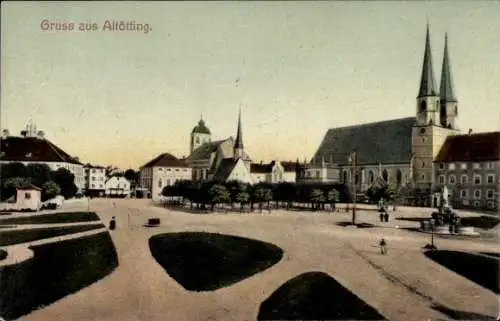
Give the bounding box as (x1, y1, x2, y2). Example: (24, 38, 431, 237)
(212, 158, 239, 182)
(191, 119, 211, 135)
(312, 117, 415, 166)
(439, 33, 457, 103)
(434, 132, 500, 163)
(0, 136, 82, 165)
(187, 138, 230, 161)
(417, 25, 438, 98)
(140, 153, 188, 168)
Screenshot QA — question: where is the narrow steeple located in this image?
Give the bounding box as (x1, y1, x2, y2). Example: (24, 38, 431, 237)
(439, 33, 457, 102)
(417, 24, 437, 98)
(234, 107, 244, 150)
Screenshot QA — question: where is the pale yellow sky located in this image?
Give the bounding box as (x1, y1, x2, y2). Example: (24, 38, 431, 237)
(1, 1, 499, 169)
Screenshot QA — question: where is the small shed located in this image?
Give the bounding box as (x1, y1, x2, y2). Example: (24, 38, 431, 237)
(16, 184, 42, 211)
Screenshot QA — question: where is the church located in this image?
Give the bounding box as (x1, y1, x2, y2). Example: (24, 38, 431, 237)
(306, 25, 461, 205)
(186, 110, 300, 185)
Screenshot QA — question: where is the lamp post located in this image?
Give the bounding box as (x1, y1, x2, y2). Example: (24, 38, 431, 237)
(350, 151, 357, 225)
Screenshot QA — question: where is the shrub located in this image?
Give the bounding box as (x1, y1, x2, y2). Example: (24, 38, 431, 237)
(148, 218, 160, 226)
(0, 249, 7, 260)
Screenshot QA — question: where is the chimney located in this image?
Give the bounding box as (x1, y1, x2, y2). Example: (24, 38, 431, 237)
(20, 130, 27, 137)
(37, 130, 45, 139)
(468, 128, 473, 135)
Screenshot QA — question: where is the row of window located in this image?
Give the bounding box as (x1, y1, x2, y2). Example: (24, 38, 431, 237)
(438, 162, 495, 171)
(458, 189, 496, 199)
(158, 167, 188, 172)
(90, 183, 104, 189)
(91, 176, 105, 181)
(438, 174, 495, 185)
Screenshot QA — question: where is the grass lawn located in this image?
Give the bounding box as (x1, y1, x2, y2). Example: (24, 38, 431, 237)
(0, 212, 100, 225)
(149, 232, 283, 291)
(0, 224, 105, 246)
(0, 232, 118, 321)
(258, 271, 385, 320)
(425, 250, 499, 294)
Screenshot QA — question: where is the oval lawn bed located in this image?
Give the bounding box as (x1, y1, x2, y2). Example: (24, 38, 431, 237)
(149, 232, 283, 291)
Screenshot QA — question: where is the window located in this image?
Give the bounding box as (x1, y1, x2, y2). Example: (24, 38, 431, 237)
(474, 190, 481, 199)
(473, 175, 481, 185)
(25, 192, 31, 199)
(448, 175, 456, 184)
(158, 180, 162, 188)
(487, 174, 495, 184)
(167, 168, 171, 171)
(307, 171, 311, 177)
(99, 184, 103, 188)
(158, 168, 163, 171)
(439, 163, 444, 170)
(460, 163, 467, 170)
(460, 175, 468, 185)
(487, 201, 495, 209)
(195, 137, 200, 143)
(474, 200, 481, 208)
(421, 161, 425, 168)
(439, 175, 445, 184)
(421, 137, 426, 143)
(420, 128, 426, 134)
(91, 184, 95, 188)
(448, 163, 455, 171)
(473, 163, 481, 170)
(92, 177, 95, 181)
(487, 190, 494, 199)
(316, 171, 320, 178)
(167, 179, 171, 186)
(175, 169, 179, 172)
(460, 190, 467, 198)
(486, 162, 494, 170)
(421, 174, 425, 180)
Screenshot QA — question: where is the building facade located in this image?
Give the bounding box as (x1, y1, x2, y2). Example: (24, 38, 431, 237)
(434, 132, 500, 210)
(139, 153, 192, 200)
(84, 165, 106, 197)
(104, 176, 131, 197)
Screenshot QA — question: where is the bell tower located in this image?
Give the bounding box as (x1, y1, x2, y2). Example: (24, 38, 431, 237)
(190, 115, 211, 154)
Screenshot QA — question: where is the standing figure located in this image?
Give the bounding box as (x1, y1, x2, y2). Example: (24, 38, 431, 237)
(379, 212, 384, 222)
(384, 212, 389, 223)
(109, 216, 116, 230)
(379, 238, 387, 255)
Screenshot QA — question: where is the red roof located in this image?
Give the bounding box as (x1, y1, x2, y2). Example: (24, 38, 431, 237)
(140, 153, 189, 168)
(434, 132, 500, 163)
(0, 136, 82, 164)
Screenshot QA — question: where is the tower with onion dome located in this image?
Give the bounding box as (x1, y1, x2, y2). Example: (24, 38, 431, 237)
(190, 115, 211, 153)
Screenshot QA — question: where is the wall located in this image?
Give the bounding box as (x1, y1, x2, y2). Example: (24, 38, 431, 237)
(16, 189, 41, 210)
(152, 166, 192, 200)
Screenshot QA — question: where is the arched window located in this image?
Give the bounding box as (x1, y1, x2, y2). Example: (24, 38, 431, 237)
(368, 171, 374, 184)
(420, 101, 427, 112)
(382, 169, 388, 182)
(355, 173, 359, 185)
(396, 170, 402, 186)
(195, 137, 200, 143)
(158, 179, 162, 188)
(343, 171, 348, 183)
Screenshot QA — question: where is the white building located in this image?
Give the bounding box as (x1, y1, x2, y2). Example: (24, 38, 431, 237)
(139, 153, 192, 200)
(104, 176, 131, 197)
(16, 185, 42, 211)
(0, 122, 85, 193)
(84, 165, 106, 197)
(251, 161, 298, 184)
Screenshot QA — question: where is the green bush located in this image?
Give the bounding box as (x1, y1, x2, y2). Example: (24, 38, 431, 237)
(0, 249, 7, 260)
(0, 212, 100, 225)
(0, 232, 118, 320)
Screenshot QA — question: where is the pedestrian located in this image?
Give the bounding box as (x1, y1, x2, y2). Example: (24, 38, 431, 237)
(384, 212, 389, 223)
(109, 216, 116, 230)
(379, 238, 387, 255)
(379, 212, 384, 222)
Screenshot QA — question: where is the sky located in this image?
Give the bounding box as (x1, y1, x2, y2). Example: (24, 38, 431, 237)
(1, 1, 499, 169)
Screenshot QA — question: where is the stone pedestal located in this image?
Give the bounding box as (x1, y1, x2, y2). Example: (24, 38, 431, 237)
(435, 225, 451, 234)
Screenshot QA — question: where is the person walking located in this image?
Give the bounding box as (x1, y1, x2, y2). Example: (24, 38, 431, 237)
(379, 212, 384, 222)
(384, 212, 389, 223)
(379, 238, 387, 255)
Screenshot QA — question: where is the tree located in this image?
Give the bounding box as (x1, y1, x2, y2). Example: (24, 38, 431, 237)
(326, 188, 340, 211)
(53, 168, 77, 199)
(124, 169, 139, 187)
(2, 177, 31, 200)
(207, 184, 230, 211)
(1, 162, 27, 180)
(235, 191, 250, 211)
(41, 181, 61, 201)
(252, 186, 273, 212)
(309, 189, 325, 210)
(25, 163, 53, 188)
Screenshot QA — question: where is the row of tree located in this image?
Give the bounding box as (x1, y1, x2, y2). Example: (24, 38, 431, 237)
(0, 162, 78, 201)
(162, 180, 399, 212)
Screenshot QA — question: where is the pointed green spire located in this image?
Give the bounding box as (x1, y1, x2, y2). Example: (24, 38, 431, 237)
(439, 33, 457, 102)
(417, 24, 437, 98)
(234, 107, 244, 149)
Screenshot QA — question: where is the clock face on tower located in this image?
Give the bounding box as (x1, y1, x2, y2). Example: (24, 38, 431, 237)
(420, 128, 426, 135)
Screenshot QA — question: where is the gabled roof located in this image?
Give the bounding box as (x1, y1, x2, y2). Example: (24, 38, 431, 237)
(434, 132, 500, 163)
(212, 158, 239, 182)
(140, 153, 188, 168)
(250, 163, 271, 174)
(0, 136, 82, 165)
(312, 117, 415, 166)
(187, 138, 230, 161)
(280, 161, 299, 172)
(17, 184, 42, 191)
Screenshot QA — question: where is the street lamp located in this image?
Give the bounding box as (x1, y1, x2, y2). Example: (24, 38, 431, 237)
(348, 151, 357, 225)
